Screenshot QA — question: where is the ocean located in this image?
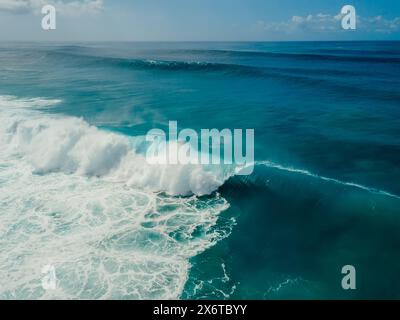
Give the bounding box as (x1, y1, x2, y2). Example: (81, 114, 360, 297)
(0, 41, 399, 299)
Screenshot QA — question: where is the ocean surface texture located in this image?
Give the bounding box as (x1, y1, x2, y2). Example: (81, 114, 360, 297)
(0, 42, 399, 299)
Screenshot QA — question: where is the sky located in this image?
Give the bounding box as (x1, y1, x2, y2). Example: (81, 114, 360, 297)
(0, 0, 400, 41)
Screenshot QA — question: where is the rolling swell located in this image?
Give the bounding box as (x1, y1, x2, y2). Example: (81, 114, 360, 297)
(153, 48, 400, 64)
(41, 49, 400, 103)
(45, 49, 264, 76)
(46, 48, 400, 75)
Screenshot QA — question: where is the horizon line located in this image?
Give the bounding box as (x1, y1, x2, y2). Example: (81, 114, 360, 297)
(1, 39, 400, 43)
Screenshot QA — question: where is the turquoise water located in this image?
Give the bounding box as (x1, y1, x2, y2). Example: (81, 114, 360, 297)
(0, 42, 399, 299)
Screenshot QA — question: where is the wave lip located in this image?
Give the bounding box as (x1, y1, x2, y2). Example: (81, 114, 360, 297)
(257, 160, 400, 200)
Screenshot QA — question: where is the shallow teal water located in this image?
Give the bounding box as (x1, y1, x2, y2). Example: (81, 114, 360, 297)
(0, 42, 399, 299)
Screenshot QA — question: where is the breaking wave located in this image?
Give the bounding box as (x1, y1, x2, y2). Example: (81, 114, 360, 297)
(0, 95, 230, 197)
(0, 95, 234, 299)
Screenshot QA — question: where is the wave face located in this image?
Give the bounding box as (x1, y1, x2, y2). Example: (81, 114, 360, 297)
(0, 96, 234, 299)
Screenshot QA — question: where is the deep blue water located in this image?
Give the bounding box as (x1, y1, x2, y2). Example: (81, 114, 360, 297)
(0, 41, 399, 299)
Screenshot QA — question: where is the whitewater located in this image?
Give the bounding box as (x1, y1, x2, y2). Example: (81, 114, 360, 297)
(0, 95, 234, 299)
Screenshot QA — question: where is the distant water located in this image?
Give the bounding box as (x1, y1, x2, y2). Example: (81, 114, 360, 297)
(0, 42, 399, 299)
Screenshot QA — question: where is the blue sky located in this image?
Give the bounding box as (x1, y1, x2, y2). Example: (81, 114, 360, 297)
(0, 0, 400, 41)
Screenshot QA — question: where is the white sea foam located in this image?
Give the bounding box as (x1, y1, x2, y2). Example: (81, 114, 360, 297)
(0, 95, 233, 299)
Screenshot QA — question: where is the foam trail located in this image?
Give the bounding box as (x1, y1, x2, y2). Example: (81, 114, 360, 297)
(256, 160, 400, 200)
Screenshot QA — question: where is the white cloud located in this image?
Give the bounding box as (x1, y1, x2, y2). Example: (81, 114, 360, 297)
(359, 15, 400, 33)
(255, 12, 400, 34)
(0, 0, 30, 13)
(0, 0, 103, 15)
